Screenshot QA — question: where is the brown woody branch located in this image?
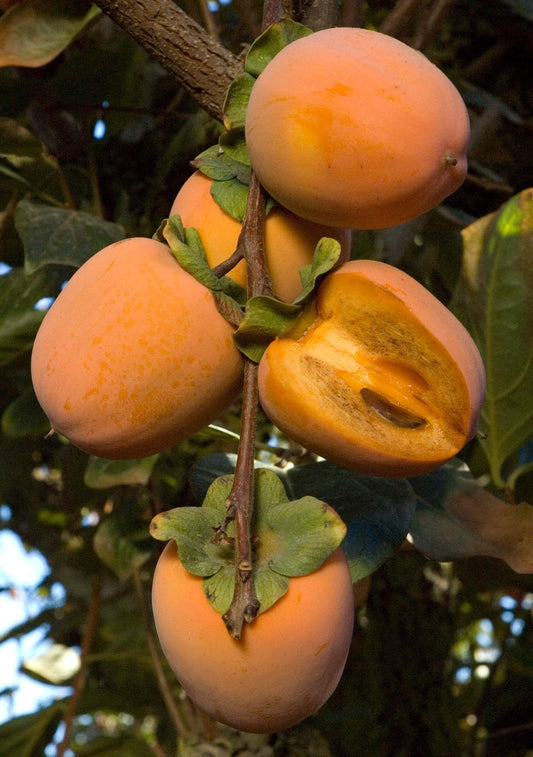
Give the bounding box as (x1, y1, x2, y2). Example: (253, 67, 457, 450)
(92, 0, 242, 121)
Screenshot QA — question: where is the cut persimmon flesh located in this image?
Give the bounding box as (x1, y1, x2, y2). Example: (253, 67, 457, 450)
(258, 260, 485, 478)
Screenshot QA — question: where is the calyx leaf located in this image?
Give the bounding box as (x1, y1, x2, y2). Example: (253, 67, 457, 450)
(233, 236, 344, 362)
(154, 214, 246, 326)
(150, 469, 347, 615)
(196, 20, 312, 222)
(244, 20, 313, 77)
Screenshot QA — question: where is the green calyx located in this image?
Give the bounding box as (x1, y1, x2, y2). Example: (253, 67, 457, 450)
(233, 236, 344, 362)
(150, 469, 347, 615)
(155, 213, 343, 361)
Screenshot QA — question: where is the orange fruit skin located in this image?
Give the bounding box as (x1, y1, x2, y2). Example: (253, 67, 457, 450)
(245, 27, 470, 230)
(170, 171, 351, 302)
(152, 541, 355, 733)
(258, 259, 486, 478)
(31, 238, 244, 460)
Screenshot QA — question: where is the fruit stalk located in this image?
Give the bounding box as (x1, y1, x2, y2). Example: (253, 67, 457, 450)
(221, 173, 269, 638)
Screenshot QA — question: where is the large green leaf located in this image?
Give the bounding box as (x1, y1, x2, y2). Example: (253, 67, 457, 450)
(0, 701, 65, 757)
(0, 0, 100, 68)
(451, 188, 533, 488)
(15, 198, 124, 272)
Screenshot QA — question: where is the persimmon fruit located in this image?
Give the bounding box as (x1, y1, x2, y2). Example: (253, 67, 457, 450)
(245, 27, 470, 229)
(258, 260, 486, 477)
(31, 238, 244, 459)
(152, 541, 355, 733)
(170, 171, 351, 302)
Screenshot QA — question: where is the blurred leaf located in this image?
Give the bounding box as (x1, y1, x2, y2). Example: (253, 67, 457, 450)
(0, 265, 65, 365)
(0, 0, 100, 68)
(15, 198, 124, 272)
(1, 387, 50, 436)
(84, 455, 159, 489)
(0, 116, 44, 158)
(93, 511, 151, 581)
(0, 701, 64, 757)
(409, 458, 533, 573)
(499, 0, 533, 21)
(22, 642, 80, 685)
(74, 733, 155, 755)
(451, 188, 533, 488)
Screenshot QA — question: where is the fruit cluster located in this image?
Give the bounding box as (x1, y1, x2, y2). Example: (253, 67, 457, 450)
(30, 24, 486, 735)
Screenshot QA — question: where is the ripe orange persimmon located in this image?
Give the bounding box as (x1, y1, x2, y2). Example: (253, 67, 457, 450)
(258, 260, 486, 477)
(152, 541, 355, 733)
(31, 238, 244, 459)
(245, 27, 470, 229)
(170, 171, 351, 301)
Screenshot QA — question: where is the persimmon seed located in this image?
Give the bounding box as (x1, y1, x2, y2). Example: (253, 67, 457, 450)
(360, 388, 427, 429)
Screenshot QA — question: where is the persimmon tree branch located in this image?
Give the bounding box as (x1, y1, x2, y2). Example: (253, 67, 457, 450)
(92, 0, 242, 121)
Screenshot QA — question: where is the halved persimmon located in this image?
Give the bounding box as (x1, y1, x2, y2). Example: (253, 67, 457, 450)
(258, 260, 485, 477)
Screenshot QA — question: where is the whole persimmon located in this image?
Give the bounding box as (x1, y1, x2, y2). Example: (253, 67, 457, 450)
(170, 171, 351, 302)
(31, 238, 244, 459)
(245, 27, 470, 229)
(258, 260, 486, 477)
(152, 541, 354, 733)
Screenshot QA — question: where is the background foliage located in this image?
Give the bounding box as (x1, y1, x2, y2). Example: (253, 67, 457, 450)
(0, 0, 532, 755)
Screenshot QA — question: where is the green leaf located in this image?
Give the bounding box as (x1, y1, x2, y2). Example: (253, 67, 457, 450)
(267, 497, 347, 576)
(294, 236, 344, 304)
(232, 236, 344, 361)
(223, 72, 255, 132)
(0, 0, 100, 68)
(84, 455, 160, 489)
(194, 144, 250, 183)
(233, 295, 301, 362)
(150, 497, 228, 577)
(15, 198, 125, 273)
(409, 459, 533, 573)
(218, 128, 251, 168)
(93, 512, 151, 581)
(156, 214, 246, 307)
(0, 266, 65, 366)
(0, 701, 65, 757)
(244, 19, 313, 77)
(209, 175, 250, 222)
(1, 387, 50, 436)
(451, 188, 533, 488)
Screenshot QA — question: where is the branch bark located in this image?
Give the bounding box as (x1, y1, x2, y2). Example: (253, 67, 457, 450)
(92, 0, 242, 121)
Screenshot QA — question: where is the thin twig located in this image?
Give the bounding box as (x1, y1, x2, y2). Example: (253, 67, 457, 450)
(55, 575, 102, 757)
(411, 0, 457, 50)
(378, 0, 421, 39)
(132, 564, 196, 739)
